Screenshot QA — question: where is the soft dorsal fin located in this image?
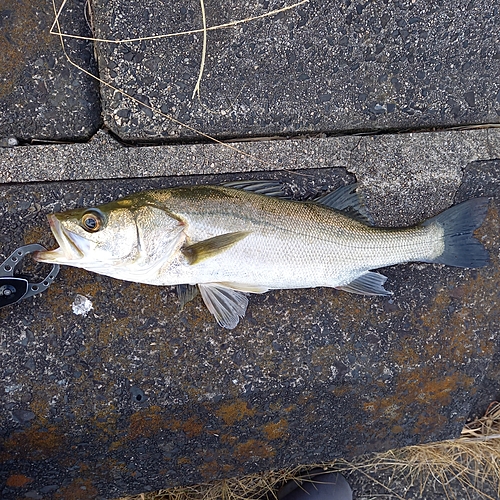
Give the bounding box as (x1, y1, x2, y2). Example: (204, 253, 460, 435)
(336, 271, 392, 296)
(182, 231, 250, 265)
(223, 180, 288, 198)
(315, 183, 373, 224)
(198, 283, 249, 329)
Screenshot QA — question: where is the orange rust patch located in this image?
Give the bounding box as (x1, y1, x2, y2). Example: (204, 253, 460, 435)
(23, 226, 48, 246)
(220, 433, 238, 445)
(262, 419, 289, 440)
(181, 416, 204, 438)
(128, 406, 167, 440)
(363, 368, 474, 429)
(416, 371, 473, 406)
(6, 474, 33, 487)
(169, 416, 204, 438)
(331, 385, 350, 397)
(199, 460, 220, 480)
(413, 413, 449, 436)
(54, 478, 99, 500)
(235, 439, 275, 461)
(216, 400, 256, 426)
(3, 425, 64, 460)
(177, 456, 191, 465)
(199, 461, 233, 481)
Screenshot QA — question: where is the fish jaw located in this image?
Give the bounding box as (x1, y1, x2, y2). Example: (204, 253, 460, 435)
(34, 214, 89, 264)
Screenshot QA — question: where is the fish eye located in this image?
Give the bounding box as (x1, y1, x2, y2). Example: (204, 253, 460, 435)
(81, 211, 103, 232)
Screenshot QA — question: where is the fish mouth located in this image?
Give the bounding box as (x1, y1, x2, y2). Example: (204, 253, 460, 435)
(34, 214, 86, 264)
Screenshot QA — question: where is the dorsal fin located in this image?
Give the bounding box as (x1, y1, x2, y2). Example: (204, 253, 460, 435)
(315, 183, 373, 225)
(222, 180, 288, 198)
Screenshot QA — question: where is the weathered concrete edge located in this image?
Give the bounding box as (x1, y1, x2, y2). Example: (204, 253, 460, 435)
(1, 128, 499, 184)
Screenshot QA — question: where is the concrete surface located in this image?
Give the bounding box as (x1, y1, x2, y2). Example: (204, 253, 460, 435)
(0, 160, 499, 499)
(1, 0, 500, 498)
(91, 0, 500, 141)
(1, 127, 499, 184)
(0, 0, 101, 142)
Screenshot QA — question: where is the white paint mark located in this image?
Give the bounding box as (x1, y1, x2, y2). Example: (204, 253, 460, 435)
(72, 294, 93, 316)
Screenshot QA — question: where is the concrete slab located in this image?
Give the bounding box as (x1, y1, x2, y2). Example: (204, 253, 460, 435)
(0, 162, 498, 499)
(90, 0, 500, 142)
(1, 127, 499, 184)
(0, 0, 101, 142)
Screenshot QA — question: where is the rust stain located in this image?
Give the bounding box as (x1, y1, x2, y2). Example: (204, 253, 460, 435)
(54, 478, 99, 500)
(413, 413, 449, 436)
(363, 368, 474, 430)
(235, 439, 275, 461)
(216, 400, 256, 426)
(6, 474, 33, 487)
(220, 433, 238, 445)
(262, 419, 289, 440)
(23, 226, 48, 246)
(2, 425, 64, 461)
(181, 416, 204, 438)
(128, 405, 167, 441)
(199, 461, 233, 481)
(416, 371, 473, 406)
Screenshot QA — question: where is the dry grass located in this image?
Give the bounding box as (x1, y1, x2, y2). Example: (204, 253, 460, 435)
(340, 402, 500, 500)
(117, 402, 500, 500)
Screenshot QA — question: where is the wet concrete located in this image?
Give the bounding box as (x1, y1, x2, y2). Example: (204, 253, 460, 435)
(91, 0, 500, 142)
(0, 164, 498, 499)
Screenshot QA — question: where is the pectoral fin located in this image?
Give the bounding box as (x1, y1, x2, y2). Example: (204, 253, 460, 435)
(182, 231, 250, 265)
(198, 283, 249, 329)
(336, 271, 392, 296)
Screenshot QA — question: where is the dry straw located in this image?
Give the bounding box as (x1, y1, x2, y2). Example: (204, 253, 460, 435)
(117, 402, 500, 500)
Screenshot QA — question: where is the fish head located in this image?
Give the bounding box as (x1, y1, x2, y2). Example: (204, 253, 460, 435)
(35, 197, 186, 278)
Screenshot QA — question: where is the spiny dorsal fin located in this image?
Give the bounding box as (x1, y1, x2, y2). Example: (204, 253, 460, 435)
(182, 231, 250, 265)
(223, 180, 288, 198)
(198, 283, 249, 329)
(336, 271, 392, 296)
(315, 183, 373, 225)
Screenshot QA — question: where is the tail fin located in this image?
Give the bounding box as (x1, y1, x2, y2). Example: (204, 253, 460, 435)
(423, 198, 489, 268)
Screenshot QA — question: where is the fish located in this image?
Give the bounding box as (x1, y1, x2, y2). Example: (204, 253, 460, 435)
(34, 182, 489, 329)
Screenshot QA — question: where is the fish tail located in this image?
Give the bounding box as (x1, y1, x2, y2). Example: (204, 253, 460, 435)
(423, 197, 490, 268)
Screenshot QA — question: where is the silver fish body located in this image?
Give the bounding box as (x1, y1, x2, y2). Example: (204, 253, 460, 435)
(35, 183, 489, 328)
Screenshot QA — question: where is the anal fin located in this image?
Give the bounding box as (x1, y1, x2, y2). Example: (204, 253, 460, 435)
(198, 283, 249, 329)
(336, 271, 392, 296)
